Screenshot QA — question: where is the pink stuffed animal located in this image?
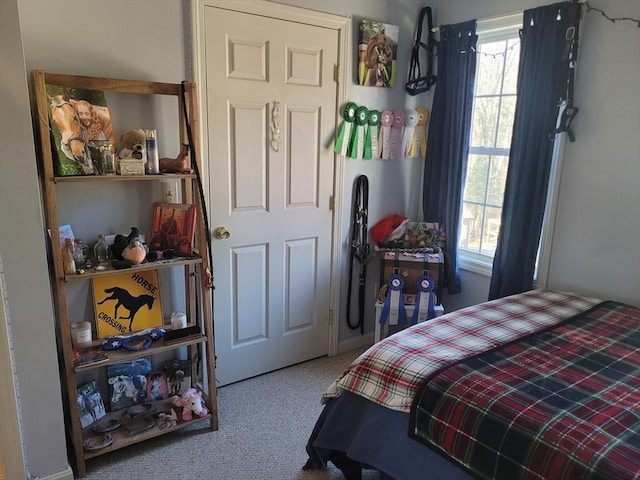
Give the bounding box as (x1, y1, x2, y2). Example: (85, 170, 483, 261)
(170, 388, 208, 421)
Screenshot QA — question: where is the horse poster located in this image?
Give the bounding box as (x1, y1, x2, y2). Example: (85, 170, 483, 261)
(357, 20, 399, 87)
(92, 270, 163, 338)
(45, 84, 116, 176)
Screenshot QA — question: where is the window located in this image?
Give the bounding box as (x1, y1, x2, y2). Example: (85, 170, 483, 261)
(458, 16, 522, 273)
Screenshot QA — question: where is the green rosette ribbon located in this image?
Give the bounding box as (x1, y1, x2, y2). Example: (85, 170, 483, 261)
(364, 109, 381, 160)
(334, 102, 358, 156)
(348, 105, 369, 159)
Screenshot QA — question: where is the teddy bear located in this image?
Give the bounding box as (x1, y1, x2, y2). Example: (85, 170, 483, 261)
(170, 388, 209, 421)
(117, 129, 147, 161)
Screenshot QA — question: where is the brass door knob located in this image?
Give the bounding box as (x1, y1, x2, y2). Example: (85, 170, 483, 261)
(214, 226, 230, 239)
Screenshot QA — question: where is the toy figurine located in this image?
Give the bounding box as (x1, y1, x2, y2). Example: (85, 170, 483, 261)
(61, 238, 76, 274)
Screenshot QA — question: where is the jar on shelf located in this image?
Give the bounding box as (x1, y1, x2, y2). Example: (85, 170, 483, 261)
(72, 239, 89, 269)
(94, 233, 110, 267)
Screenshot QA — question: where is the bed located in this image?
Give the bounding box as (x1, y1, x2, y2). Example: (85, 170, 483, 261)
(304, 289, 640, 480)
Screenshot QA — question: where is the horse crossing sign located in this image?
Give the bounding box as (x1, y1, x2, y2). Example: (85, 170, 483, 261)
(92, 270, 163, 338)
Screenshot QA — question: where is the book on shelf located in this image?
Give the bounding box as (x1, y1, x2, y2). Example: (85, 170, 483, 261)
(73, 346, 109, 368)
(150, 202, 197, 256)
(77, 380, 107, 428)
(106, 358, 152, 411)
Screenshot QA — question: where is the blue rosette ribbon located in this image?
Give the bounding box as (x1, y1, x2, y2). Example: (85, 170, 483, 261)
(412, 274, 436, 324)
(379, 273, 407, 326)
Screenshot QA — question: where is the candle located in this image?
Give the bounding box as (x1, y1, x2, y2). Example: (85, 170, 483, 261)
(170, 312, 187, 330)
(71, 321, 92, 349)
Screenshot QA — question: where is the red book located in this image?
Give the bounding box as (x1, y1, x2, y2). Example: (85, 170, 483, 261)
(150, 203, 196, 256)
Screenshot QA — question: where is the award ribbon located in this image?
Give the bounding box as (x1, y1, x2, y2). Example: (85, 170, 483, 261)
(379, 110, 394, 160)
(412, 274, 436, 324)
(390, 109, 406, 160)
(415, 107, 429, 158)
(379, 274, 407, 326)
(334, 102, 357, 157)
(402, 109, 420, 158)
(348, 105, 369, 159)
(364, 109, 381, 160)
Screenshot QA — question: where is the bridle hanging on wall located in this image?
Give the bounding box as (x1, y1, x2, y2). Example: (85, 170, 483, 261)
(346, 175, 370, 333)
(406, 6, 438, 95)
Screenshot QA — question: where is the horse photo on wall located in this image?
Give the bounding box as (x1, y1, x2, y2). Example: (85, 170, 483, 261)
(357, 20, 399, 87)
(92, 270, 163, 339)
(45, 84, 115, 176)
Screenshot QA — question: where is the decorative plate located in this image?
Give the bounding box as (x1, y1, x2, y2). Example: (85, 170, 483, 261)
(83, 433, 114, 451)
(124, 416, 156, 436)
(91, 418, 121, 434)
(126, 402, 157, 417)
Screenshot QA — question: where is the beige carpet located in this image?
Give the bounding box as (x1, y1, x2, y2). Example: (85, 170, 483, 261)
(82, 348, 379, 479)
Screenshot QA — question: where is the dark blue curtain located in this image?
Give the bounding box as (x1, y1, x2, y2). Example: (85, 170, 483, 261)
(489, 2, 579, 299)
(423, 20, 477, 295)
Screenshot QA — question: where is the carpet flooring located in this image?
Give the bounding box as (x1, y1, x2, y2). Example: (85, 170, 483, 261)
(81, 347, 379, 480)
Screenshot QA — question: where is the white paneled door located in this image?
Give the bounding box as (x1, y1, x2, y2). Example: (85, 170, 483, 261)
(203, 4, 339, 385)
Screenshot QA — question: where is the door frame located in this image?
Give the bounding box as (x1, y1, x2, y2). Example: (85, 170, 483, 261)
(190, 0, 350, 356)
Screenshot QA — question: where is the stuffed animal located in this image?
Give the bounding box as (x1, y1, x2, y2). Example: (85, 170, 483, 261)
(170, 387, 208, 421)
(123, 237, 148, 265)
(117, 129, 147, 161)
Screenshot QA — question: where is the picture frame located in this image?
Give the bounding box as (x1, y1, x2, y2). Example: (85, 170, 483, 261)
(357, 20, 399, 87)
(45, 84, 116, 176)
(146, 372, 169, 401)
(77, 380, 107, 428)
(92, 270, 163, 339)
(150, 203, 197, 256)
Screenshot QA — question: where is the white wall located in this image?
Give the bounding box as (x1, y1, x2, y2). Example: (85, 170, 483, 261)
(1, 0, 69, 477)
(435, 0, 640, 308)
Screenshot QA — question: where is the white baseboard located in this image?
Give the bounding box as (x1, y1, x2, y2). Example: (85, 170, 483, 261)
(30, 465, 74, 480)
(337, 332, 374, 354)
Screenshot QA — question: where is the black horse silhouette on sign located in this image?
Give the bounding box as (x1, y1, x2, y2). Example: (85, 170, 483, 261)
(98, 287, 155, 332)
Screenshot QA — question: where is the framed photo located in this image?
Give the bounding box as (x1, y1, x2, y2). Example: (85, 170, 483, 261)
(77, 380, 106, 428)
(357, 20, 399, 87)
(150, 203, 197, 256)
(146, 372, 169, 401)
(92, 270, 163, 338)
(45, 84, 116, 176)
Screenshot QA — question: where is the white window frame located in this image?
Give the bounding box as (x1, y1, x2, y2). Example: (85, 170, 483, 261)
(458, 12, 563, 286)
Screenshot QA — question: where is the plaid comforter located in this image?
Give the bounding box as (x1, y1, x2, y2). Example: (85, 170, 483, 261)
(409, 300, 640, 480)
(323, 289, 600, 411)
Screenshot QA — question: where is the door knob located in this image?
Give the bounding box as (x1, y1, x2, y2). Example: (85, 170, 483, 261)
(214, 226, 230, 239)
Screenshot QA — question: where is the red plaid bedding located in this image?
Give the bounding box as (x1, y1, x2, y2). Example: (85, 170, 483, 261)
(323, 289, 600, 411)
(409, 300, 640, 480)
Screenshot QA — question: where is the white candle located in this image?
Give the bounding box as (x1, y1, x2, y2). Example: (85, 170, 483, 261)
(71, 321, 92, 348)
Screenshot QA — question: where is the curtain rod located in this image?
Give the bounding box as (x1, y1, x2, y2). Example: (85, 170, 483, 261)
(430, 0, 585, 32)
